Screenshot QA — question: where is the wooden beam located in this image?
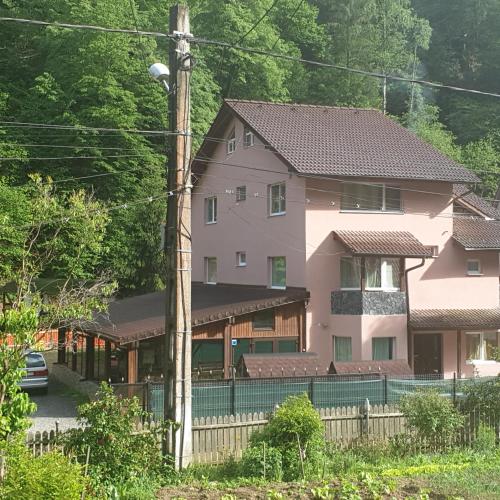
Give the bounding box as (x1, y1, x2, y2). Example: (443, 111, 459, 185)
(57, 326, 67, 364)
(360, 257, 366, 291)
(104, 340, 111, 382)
(127, 343, 138, 384)
(86, 335, 95, 380)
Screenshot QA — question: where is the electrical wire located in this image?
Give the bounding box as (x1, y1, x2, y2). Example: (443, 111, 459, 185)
(0, 153, 159, 161)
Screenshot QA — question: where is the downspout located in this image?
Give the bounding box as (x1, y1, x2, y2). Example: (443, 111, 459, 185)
(404, 258, 426, 369)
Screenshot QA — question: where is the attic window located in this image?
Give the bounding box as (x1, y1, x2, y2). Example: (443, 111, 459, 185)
(227, 128, 236, 154)
(453, 201, 478, 217)
(244, 127, 254, 147)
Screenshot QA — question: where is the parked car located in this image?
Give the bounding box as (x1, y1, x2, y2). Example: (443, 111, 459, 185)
(20, 351, 49, 394)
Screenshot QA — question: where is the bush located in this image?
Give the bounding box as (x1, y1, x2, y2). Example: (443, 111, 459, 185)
(62, 382, 174, 492)
(239, 443, 282, 480)
(399, 389, 464, 444)
(472, 424, 497, 453)
(0, 437, 86, 499)
(463, 376, 500, 420)
(249, 393, 325, 480)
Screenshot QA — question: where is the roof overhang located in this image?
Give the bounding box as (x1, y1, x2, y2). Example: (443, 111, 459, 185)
(333, 230, 432, 258)
(410, 308, 500, 331)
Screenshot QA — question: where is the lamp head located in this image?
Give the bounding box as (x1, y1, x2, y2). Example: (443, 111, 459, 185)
(148, 62, 170, 91)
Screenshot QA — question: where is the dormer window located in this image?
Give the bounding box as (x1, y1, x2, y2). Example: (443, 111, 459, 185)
(244, 127, 254, 147)
(341, 183, 402, 212)
(227, 128, 236, 154)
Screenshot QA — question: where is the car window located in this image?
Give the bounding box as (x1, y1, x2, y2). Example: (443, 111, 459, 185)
(26, 353, 45, 368)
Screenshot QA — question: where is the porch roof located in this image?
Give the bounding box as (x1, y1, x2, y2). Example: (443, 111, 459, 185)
(453, 218, 500, 250)
(410, 308, 500, 330)
(333, 230, 432, 258)
(82, 283, 308, 344)
(237, 352, 324, 378)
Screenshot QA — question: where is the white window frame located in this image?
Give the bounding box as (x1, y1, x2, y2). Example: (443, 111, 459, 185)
(465, 331, 499, 363)
(227, 128, 236, 154)
(341, 182, 402, 213)
(268, 182, 286, 216)
(244, 127, 254, 148)
(466, 259, 481, 276)
(205, 196, 217, 224)
(236, 251, 247, 267)
(236, 185, 247, 202)
(204, 257, 217, 285)
(269, 256, 286, 290)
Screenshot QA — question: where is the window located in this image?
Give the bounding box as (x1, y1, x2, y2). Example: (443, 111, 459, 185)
(466, 332, 499, 361)
(334, 336, 352, 362)
(254, 340, 274, 353)
(341, 183, 401, 212)
(205, 196, 217, 224)
(205, 257, 217, 284)
(227, 128, 236, 154)
(253, 309, 275, 330)
(278, 339, 297, 353)
(340, 257, 400, 291)
(340, 257, 361, 289)
(269, 256, 286, 289)
(372, 337, 395, 360)
(426, 245, 439, 258)
(236, 185, 247, 202)
(244, 127, 254, 147)
(365, 257, 400, 290)
(236, 251, 247, 267)
(467, 259, 481, 275)
(269, 182, 286, 215)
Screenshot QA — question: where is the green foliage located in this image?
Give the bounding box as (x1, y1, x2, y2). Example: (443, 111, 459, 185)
(462, 376, 500, 420)
(240, 443, 283, 481)
(63, 382, 173, 491)
(472, 424, 497, 453)
(250, 393, 325, 480)
(0, 437, 86, 500)
(399, 389, 464, 443)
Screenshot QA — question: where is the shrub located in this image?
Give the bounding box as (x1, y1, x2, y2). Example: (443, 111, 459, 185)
(462, 376, 500, 421)
(239, 443, 282, 480)
(399, 389, 464, 444)
(472, 424, 497, 453)
(62, 382, 174, 491)
(249, 393, 325, 480)
(0, 437, 86, 499)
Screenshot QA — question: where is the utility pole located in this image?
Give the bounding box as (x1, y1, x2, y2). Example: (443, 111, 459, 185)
(164, 3, 193, 469)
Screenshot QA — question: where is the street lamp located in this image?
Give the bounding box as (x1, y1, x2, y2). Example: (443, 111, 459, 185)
(148, 62, 170, 92)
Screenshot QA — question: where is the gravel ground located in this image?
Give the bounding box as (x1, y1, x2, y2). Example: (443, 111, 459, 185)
(28, 377, 84, 433)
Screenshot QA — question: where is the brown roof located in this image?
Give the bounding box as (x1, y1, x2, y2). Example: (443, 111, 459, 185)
(453, 218, 500, 250)
(411, 308, 500, 330)
(333, 230, 432, 258)
(84, 283, 308, 344)
(237, 352, 325, 378)
(453, 185, 500, 220)
(194, 100, 478, 183)
(329, 360, 413, 376)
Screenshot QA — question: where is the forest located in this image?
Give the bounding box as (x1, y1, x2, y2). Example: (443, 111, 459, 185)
(1, 0, 500, 294)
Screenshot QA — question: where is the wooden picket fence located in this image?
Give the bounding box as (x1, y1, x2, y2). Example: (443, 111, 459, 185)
(21, 403, 403, 465)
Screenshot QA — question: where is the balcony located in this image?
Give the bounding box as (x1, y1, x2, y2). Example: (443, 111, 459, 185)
(331, 290, 407, 315)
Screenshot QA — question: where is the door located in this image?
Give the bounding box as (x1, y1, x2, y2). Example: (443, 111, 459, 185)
(413, 333, 442, 375)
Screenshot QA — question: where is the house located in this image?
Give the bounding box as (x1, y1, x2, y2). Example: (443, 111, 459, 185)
(191, 99, 500, 379)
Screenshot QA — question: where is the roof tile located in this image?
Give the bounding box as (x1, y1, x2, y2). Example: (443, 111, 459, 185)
(453, 218, 500, 249)
(411, 308, 500, 330)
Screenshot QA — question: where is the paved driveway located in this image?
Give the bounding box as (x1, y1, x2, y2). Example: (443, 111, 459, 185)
(28, 377, 83, 433)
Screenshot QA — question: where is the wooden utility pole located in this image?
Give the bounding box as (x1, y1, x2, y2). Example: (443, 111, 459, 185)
(164, 3, 193, 469)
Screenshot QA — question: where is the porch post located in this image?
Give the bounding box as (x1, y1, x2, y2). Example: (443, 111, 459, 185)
(71, 332, 77, 371)
(57, 326, 67, 364)
(104, 340, 111, 382)
(223, 320, 232, 379)
(399, 258, 406, 291)
(86, 335, 95, 380)
(127, 342, 139, 384)
(456, 330, 462, 379)
(408, 329, 414, 370)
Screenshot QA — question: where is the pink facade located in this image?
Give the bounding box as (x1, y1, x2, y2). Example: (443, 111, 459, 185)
(193, 111, 500, 378)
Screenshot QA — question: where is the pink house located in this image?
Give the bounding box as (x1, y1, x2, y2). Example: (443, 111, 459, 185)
(192, 100, 500, 378)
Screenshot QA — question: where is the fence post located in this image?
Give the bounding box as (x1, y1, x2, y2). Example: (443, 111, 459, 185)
(383, 375, 388, 405)
(452, 372, 457, 405)
(363, 398, 371, 436)
(0, 450, 5, 481)
(309, 376, 315, 406)
(231, 370, 236, 416)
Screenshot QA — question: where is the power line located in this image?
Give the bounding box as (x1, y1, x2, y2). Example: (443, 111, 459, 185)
(0, 16, 172, 38)
(0, 153, 159, 161)
(2, 16, 500, 100)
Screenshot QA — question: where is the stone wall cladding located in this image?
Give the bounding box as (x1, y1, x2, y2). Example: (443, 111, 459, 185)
(331, 291, 407, 315)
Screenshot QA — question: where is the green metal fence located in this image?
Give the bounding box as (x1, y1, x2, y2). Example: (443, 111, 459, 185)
(137, 374, 496, 420)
